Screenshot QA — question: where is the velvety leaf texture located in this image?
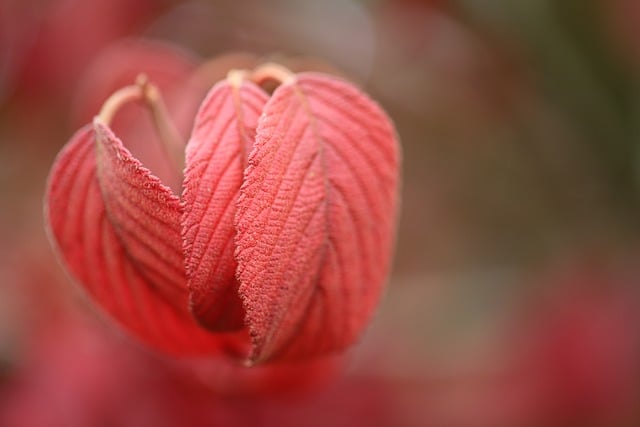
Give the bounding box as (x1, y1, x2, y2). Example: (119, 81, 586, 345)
(235, 73, 400, 363)
(94, 120, 185, 306)
(46, 60, 400, 367)
(183, 79, 268, 331)
(46, 126, 225, 354)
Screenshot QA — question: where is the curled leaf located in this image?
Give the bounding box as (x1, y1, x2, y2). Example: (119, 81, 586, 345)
(235, 73, 400, 363)
(45, 126, 226, 354)
(94, 119, 185, 306)
(182, 78, 268, 331)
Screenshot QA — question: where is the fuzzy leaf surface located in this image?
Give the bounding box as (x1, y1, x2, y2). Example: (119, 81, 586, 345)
(182, 80, 268, 331)
(46, 126, 225, 354)
(235, 73, 400, 362)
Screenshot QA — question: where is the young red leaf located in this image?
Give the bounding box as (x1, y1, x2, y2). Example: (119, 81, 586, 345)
(235, 73, 400, 363)
(93, 119, 185, 307)
(46, 125, 226, 355)
(183, 78, 269, 331)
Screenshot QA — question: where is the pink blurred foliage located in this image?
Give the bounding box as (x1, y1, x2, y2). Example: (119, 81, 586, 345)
(0, 232, 398, 426)
(510, 258, 640, 426)
(0, 306, 390, 427)
(0, 0, 164, 102)
(416, 258, 640, 427)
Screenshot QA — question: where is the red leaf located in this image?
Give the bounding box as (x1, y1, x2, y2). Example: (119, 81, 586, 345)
(45, 126, 226, 354)
(93, 119, 185, 309)
(235, 73, 400, 362)
(183, 79, 268, 331)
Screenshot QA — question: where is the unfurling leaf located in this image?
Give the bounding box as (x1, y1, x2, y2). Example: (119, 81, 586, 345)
(183, 79, 268, 331)
(45, 54, 400, 367)
(236, 74, 399, 362)
(46, 126, 226, 354)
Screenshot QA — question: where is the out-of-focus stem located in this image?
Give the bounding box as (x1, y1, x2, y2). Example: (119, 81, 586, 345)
(96, 74, 185, 174)
(250, 62, 296, 87)
(227, 69, 249, 88)
(142, 78, 186, 172)
(97, 84, 142, 125)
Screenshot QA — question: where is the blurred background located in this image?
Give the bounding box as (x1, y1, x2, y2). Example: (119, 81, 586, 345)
(1, 0, 640, 425)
